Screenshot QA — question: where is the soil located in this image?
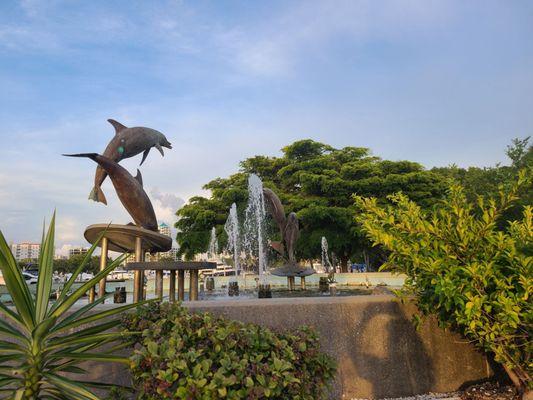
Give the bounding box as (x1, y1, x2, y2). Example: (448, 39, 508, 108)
(461, 382, 519, 400)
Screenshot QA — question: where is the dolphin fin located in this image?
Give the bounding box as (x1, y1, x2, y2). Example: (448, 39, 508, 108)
(140, 149, 150, 165)
(107, 119, 128, 135)
(135, 169, 143, 187)
(88, 186, 108, 205)
(155, 143, 164, 156)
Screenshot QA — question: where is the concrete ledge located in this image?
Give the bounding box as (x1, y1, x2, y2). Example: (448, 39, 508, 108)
(79, 296, 493, 399)
(185, 296, 493, 399)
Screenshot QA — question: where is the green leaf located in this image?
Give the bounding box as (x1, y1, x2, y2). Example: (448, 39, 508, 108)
(49, 254, 128, 319)
(0, 301, 25, 330)
(51, 293, 113, 332)
(44, 372, 100, 400)
(48, 352, 129, 365)
(35, 212, 56, 323)
(51, 298, 154, 334)
(50, 228, 108, 313)
(0, 230, 35, 329)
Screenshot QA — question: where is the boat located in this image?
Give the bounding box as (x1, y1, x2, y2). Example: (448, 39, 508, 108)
(200, 262, 238, 278)
(108, 269, 133, 281)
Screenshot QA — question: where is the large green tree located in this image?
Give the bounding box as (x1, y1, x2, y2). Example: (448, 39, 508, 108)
(176, 140, 447, 270)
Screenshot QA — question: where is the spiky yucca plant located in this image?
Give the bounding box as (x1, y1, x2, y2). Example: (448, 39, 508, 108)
(0, 214, 147, 399)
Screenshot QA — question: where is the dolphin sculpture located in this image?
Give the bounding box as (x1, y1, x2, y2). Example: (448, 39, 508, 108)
(89, 119, 172, 205)
(283, 212, 300, 263)
(65, 153, 158, 231)
(263, 187, 300, 263)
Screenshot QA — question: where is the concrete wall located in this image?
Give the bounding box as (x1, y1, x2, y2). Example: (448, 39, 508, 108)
(82, 296, 493, 399)
(185, 296, 493, 399)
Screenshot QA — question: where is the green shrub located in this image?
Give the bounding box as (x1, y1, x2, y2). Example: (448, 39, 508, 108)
(355, 171, 532, 394)
(122, 302, 336, 399)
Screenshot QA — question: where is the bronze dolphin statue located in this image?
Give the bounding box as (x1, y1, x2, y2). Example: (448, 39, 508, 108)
(263, 187, 300, 262)
(283, 212, 300, 263)
(90, 119, 172, 205)
(65, 153, 158, 231)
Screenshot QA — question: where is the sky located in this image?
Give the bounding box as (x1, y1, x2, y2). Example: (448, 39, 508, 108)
(0, 0, 532, 253)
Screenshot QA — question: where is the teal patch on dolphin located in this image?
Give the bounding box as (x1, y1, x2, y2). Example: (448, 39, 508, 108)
(89, 119, 172, 205)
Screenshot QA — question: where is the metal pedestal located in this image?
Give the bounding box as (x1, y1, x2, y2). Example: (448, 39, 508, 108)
(98, 237, 108, 302)
(169, 270, 176, 302)
(133, 237, 144, 303)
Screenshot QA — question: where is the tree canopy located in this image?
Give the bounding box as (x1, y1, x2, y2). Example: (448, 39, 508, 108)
(432, 136, 533, 230)
(53, 254, 105, 275)
(176, 139, 447, 270)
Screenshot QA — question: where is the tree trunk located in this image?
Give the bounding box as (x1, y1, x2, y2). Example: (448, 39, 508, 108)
(340, 255, 349, 273)
(363, 250, 371, 271)
(503, 364, 531, 400)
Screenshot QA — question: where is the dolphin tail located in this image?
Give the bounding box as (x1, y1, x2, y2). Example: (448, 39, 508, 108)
(63, 153, 98, 160)
(63, 154, 108, 205)
(88, 186, 108, 205)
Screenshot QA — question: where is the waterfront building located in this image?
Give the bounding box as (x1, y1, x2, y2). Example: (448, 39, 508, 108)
(11, 243, 40, 261)
(158, 222, 171, 237)
(123, 222, 179, 264)
(69, 247, 89, 257)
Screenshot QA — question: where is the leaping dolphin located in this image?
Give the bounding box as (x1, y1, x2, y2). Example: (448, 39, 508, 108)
(263, 187, 300, 262)
(65, 153, 158, 231)
(90, 119, 172, 205)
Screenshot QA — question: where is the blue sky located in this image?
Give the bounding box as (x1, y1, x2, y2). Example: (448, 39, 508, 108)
(0, 0, 532, 253)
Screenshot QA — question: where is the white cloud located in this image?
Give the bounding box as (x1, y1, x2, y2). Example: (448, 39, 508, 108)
(150, 187, 185, 211)
(55, 243, 73, 257)
(150, 187, 185, 228)
(214, 0, 452, 77)
(3, 0, 452, 77)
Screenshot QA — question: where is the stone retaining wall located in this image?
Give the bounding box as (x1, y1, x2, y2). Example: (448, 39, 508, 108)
(185, 296, 493, 399)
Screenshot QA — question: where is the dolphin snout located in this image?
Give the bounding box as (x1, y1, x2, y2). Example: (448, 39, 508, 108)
(163, 140, 172, 149)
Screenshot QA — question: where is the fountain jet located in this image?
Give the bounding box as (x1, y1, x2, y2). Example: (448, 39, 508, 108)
(224, 203, 241, 281)
(243, 174, 268, 282)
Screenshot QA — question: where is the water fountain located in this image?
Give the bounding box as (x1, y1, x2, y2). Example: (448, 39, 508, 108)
(208, 227, 218, 260)
(224, 203, 241, 296)
(243, 174, 272, 297)
(243, 175, 268, 281)
(321, 236, 332, 273)
(239, 174, 315, 292)
(205, 227, 218, 291)
(320, 236, 336, 294)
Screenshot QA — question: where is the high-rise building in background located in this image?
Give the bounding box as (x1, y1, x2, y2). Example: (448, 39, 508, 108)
(11, 243, 40, 261)
(124, 222, 179, 264)
(69, 247, 89, 257)
(158, 222, 171, 237)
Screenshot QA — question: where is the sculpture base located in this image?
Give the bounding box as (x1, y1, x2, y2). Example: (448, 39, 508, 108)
(84, 223, 172, 253)
(270, 263, 316, 277)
